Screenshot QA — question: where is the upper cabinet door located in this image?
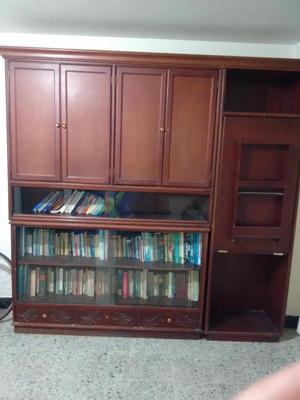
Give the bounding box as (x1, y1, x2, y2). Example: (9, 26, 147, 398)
(61, 65, 112, 184)
(215, 116, 300, 254)
(9, 62, 60, 181)
(163, 69, 218, 188)
(114, 67, 167, 185)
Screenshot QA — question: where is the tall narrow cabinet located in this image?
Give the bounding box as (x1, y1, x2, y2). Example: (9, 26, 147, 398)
(206, 69, 300, 341)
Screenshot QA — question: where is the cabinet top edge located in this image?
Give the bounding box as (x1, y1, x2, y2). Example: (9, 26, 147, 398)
(1, 46, 300, 71)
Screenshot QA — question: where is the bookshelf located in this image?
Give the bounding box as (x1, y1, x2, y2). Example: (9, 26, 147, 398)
(206, 68, 300, 341)
(13, 223, 207, 336)
(2, 47, 300, 340)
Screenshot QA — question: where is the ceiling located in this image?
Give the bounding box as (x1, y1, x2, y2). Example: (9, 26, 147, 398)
(0, 0, 300, 45)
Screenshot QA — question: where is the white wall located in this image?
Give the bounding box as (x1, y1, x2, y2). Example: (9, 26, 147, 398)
(0, 56, 9, 258)
(0, 33, 299, 314)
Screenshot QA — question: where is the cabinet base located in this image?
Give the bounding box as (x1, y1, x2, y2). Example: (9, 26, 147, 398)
(14, 324, 203, 339)
(206, 331, 280, 342)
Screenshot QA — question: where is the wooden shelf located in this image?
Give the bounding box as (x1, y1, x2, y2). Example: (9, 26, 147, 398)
(18, 255, 200, 272)
(11, 214, 210, 232)
(238, 180, 286, 189)
(18, 294, 198, 308)
(232, 226, 281, 239)
(208, 310, 279, 341)
(223, 111, 300, 119)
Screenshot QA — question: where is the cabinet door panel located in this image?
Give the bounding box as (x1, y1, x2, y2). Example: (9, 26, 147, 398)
(164, 69, 218, 188)
(114, 67, 167, 185)
(9, 62, 60, 181)
(61, 65, 111, 183)
(215, 116, 300, 253)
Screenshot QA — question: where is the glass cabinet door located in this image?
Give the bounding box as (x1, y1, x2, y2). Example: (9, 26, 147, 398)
(17, 227, 204, 308)
(13, 187, 209, 222)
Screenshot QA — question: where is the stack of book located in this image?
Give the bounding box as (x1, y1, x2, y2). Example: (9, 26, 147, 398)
(32, 190, 105, 216)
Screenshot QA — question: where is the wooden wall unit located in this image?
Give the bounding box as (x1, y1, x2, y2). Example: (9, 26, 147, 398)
(2, 47, 300, 341)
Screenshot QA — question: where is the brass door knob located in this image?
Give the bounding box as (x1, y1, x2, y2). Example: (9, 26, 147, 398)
(62, 123, 67, 129)
(56, 122, 61, 128)
(160, 127, 165, 133)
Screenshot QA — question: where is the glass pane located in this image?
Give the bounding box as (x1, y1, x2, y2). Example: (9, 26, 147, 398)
(13, 188, 209, 221)
(17, 227, 202, 308)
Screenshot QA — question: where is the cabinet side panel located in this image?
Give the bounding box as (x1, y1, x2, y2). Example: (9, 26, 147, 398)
(61, 65, 111, 183)
(164, 70, 218, 188)
(9, 62, 60, 181)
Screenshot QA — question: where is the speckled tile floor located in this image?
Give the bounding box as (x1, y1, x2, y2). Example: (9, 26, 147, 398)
(0, 316, 299, 400)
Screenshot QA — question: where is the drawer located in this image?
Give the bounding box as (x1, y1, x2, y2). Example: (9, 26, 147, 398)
(139, 311, 200, 329)
(78, 309, 137, 327)
(15, 306, 76, 324)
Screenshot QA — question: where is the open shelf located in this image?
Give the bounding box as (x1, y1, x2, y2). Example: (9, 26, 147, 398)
(209, 310, 278, 333)
(207, 310, 279, 341)
(224, 69, 300, 114)
(223, 111, 300, 118)
(207, 253, 288, 341)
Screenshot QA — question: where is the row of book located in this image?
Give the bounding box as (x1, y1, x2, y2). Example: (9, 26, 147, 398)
(32, 190, 105, 216)
(18, 265, 113, 298)
(19, 228, 202, 266)
(116, 269, 199, 301)
(17, 265, 199, 302)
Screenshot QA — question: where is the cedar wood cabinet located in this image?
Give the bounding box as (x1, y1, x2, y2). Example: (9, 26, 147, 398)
(9, 62, 111, 184)
(2, 47, 300, 341)
(114, 67, 218, 187)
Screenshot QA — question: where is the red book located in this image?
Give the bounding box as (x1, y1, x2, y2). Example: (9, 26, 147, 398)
(122, 271, 129, 298)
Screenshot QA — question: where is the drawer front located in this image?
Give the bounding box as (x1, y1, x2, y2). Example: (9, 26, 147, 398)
(15, 306, 75, 324)
(139, 311, 200, 329)
(78, 309, 137, 327)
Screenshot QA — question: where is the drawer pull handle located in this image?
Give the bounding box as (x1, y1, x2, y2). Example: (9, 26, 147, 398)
(105, 315, 110, 319)
(167, 318, 172, 324)
(42, 313, 47, 319)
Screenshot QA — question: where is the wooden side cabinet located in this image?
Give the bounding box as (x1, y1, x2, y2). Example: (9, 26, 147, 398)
(206, 68, 300, 342)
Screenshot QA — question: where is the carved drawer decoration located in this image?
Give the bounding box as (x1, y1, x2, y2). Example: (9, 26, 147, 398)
(78, 311, 105, 325)
(109, 312, 136, 327)
(174, 313, 200, 328)
(140, 312, 200, 328)
(49, 310, 75, 324)
(140, 313, 172, 328)
(16, 308, 39, 322)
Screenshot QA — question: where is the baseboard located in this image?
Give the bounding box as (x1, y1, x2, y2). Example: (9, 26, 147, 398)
(285, 315, 299, 329)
